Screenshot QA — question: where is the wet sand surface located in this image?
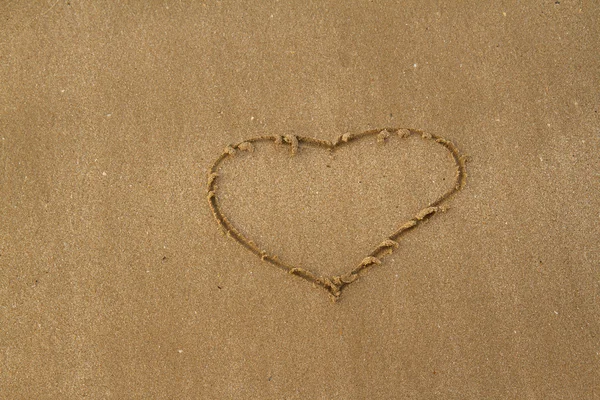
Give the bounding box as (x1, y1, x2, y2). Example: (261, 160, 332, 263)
(1, 2, 599, 399)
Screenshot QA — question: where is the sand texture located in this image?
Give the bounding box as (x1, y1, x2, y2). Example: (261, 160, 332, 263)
(1, 1, 599, 399)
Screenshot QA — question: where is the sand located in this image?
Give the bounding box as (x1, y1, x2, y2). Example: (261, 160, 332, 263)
(1, 1, 599, 399)
(208, 129, 466, 299)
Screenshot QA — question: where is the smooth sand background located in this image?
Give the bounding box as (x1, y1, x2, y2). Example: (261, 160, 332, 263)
(1, 1, 599, 399)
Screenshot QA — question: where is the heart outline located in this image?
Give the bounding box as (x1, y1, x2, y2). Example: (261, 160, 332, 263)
(207, 128, 467, 301)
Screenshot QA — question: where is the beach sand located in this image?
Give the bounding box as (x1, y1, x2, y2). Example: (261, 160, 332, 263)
(1, 1, 599, 398)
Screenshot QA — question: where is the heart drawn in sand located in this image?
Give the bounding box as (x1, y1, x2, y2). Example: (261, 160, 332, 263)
(207, 128, 467, 301)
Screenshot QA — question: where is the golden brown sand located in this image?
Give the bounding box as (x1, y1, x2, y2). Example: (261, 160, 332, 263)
(1, 1, 599, 399)
(208, 128, 466, 300)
